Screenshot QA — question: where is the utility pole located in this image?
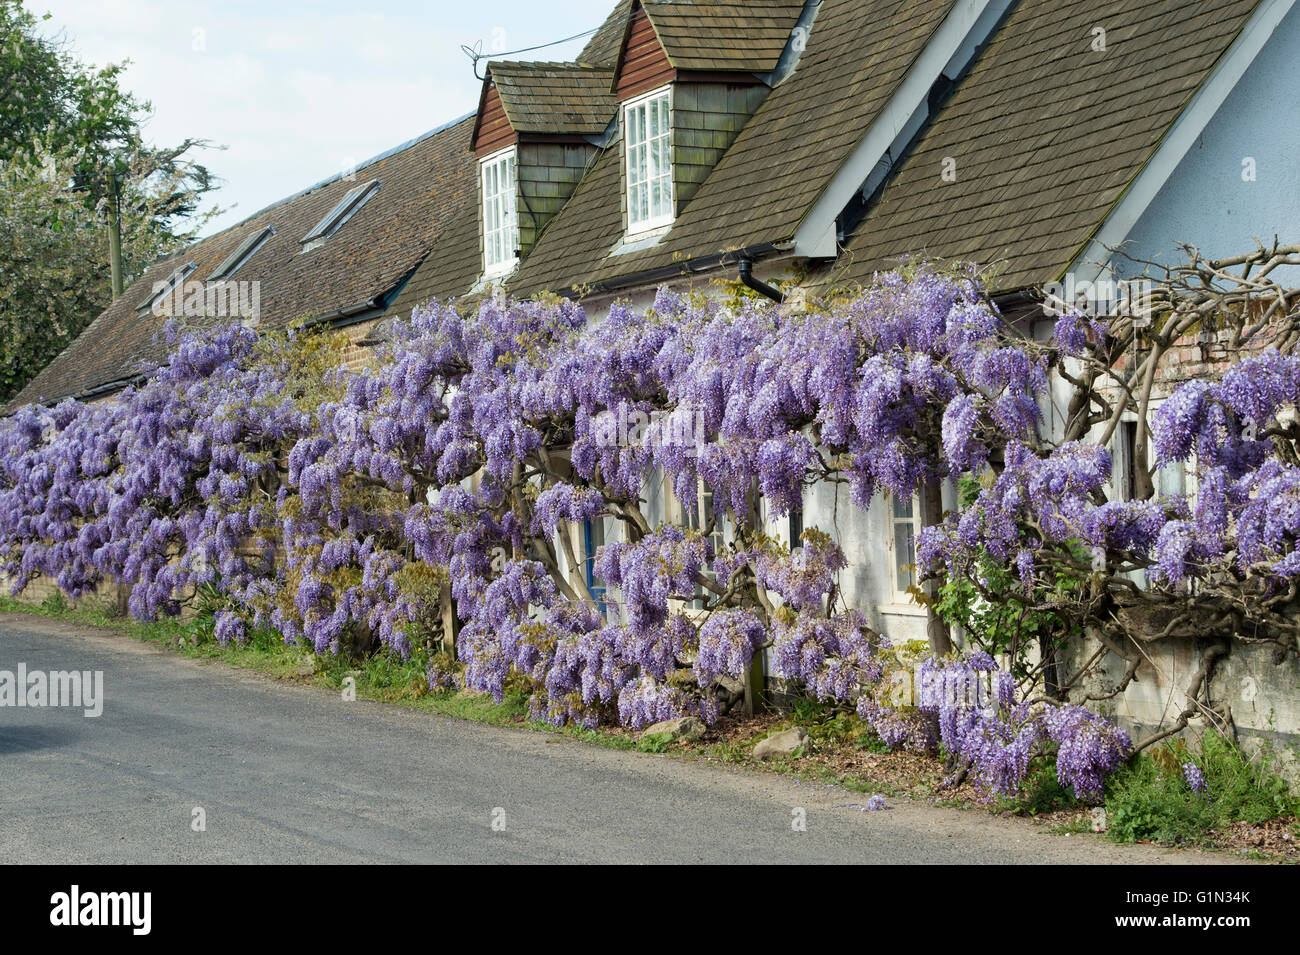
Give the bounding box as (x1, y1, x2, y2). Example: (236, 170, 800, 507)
(107, 169, 124, 299)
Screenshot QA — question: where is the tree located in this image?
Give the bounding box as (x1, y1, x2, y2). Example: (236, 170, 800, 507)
(0, 0, 220, 401)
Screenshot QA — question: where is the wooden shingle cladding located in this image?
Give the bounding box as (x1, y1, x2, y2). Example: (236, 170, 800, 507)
(671, 81, 769, 212)
(518, 141, 599, 258)
(640, 0, 805, 73)
(615, 5, 676, 99)
(473, 83, 516, 157)
(580, 0, 636, 66)
(612, 0, 806, 95)
(828, 0, 1266, 292)
(486, 62, 619, 139)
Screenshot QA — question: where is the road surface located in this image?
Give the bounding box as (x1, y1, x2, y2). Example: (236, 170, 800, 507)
(0, 613, 1236, 864)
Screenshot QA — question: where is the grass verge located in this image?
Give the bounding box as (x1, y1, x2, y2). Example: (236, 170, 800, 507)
(3, 594, 1297, 858)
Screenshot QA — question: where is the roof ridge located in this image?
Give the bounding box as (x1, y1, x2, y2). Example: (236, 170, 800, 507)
(490, 60, 614, 72)
(196, 112, 475, 242)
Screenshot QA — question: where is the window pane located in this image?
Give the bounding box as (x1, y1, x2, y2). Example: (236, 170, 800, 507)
(626, 92, 672, 231)
(894, 521, 915, 593)
(892, 495, 913, 519)
(481, 152, 517, 270)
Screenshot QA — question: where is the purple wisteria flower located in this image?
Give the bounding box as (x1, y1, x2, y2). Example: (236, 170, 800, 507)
(0, 269, 1190, 766)
(1183, 761, 1207, 793)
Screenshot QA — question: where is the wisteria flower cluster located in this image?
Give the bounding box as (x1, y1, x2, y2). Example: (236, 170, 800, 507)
(884, 652, 1135, 799)
(0, 268, 1147, 783)
(1183, 761, 1207, 793)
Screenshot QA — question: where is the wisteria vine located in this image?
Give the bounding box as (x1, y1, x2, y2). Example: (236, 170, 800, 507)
(9, 258, 1284, 802)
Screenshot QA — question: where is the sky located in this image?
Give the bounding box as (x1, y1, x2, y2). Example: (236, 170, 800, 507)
(35, 0, 615, 236)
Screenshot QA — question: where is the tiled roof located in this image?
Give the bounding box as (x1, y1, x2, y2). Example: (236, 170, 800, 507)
(829, 0, 1264, 291)
(10, 115, 478, 408)
(16, 0, 1276, 406)
(380, 200, 485, 320)
(580, 0, 636, 66)
(640, 0, 806, 73)
(488, 61, 618, 137)
(508, 0, 958, 295)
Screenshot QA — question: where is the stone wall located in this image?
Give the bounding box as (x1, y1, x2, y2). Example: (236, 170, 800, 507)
(1062, 631, 1300, 783)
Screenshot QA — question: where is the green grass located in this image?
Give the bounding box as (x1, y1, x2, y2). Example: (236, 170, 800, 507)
(701, 739, 752, 763)
(1048, 816, 1091, 835)
(1104, 732, 1300, 846)
(0, 594, 534, 725)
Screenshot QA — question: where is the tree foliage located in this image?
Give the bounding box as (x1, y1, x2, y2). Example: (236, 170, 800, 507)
(0, 0, 220, 401)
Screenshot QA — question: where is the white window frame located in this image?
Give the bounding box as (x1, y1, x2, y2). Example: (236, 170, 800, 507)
(888, 494, 922, 605)
(623, 85, 675, 237)
(209, 226, 275, 282)
(480, 146, 518, 277)
(138, 261, 197, 316)
(483, 146, 517, 276)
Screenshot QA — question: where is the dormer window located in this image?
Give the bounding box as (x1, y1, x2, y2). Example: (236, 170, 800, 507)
(301, 180, 380, 252)
(624, 86, 673, 236)
(480, 146, 519, 277)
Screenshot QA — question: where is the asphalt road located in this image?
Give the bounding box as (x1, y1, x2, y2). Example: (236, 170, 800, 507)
(0, 613, 1236, 864)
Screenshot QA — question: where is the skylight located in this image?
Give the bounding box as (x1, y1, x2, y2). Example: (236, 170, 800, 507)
(208, 226, 275, 281)
(301, 181, 380, 249)
(137, 262, 197, 315)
